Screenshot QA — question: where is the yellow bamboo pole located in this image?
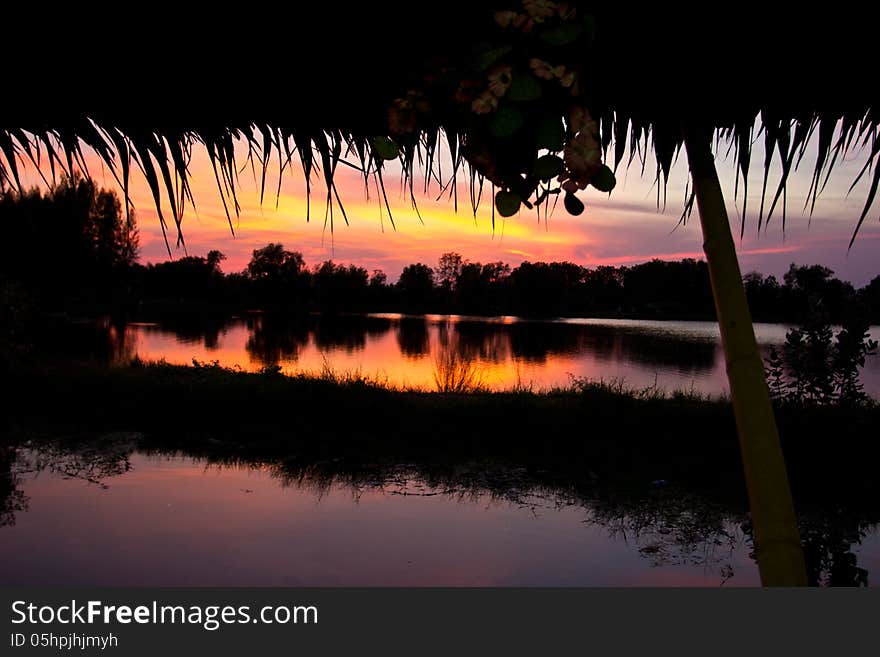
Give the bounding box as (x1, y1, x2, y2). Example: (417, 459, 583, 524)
(683, 126, 807, 586)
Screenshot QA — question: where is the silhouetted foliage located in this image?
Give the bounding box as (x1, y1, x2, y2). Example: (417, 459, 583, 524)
(141, 250, 227, 304)
(246, 243, 310, 309)
(0, 174, 138, 307)
(510, 261, 582, 316)
(397, 263, 436, 311)
(746, 264, 858, 323)
(743, 271, 782, 320)
(582, 266, 624, 315)
(312, 261, 369, 313)
(861, 276, 880, 324)
(435, 252, 463, 293)
(622, 259, 714, 318)
(0, 176, 874, 325)
(784, 264, 856, 322)
(766, 303, 877, 406)
(130, 253, 877, 322)
(0, 277, 36, 368)
(833, 315, 879, 405)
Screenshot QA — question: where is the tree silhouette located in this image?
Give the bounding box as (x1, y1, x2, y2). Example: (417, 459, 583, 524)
(312, 261, 369, 312)
(436, 253, 464, 293)
(860, 277, 880, 324)
(91, 188, 139, 270)
(397, 264, 436, 311)
(142, 250, 227, 304)
(782, 264, 856, 323)
(0, 174, 138, 306)
(246, 243, 310, 308)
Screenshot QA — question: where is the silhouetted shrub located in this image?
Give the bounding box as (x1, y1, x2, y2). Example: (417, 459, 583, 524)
(766, 303, 877, 406)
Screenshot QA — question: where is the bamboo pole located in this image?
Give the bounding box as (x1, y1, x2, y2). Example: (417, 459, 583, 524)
(683, 126, 807, 586)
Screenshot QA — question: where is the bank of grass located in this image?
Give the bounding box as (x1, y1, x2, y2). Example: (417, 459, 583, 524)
(3, 359, 878, 502)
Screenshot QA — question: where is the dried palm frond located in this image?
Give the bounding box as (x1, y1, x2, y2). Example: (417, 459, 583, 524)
(1, 3, 877, 250)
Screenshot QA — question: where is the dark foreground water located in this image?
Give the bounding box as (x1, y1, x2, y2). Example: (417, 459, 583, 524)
(74, 314, 880, 397)
(2, 443, 878, 586)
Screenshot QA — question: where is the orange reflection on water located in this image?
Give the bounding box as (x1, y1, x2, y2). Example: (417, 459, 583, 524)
(123, 315, 735, 395)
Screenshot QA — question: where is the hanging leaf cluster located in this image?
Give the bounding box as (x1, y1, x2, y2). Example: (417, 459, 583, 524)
(376, 0, 615, 220)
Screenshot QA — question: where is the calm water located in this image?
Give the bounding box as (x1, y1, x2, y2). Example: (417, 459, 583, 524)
(15, 315, 875, 586)
(0, 448, 782, 586)
(97, 314, 880, 397)
(2, 446, 877, 586)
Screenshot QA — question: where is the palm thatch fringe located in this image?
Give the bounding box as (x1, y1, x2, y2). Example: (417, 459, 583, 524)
(1, 112, 877, 254)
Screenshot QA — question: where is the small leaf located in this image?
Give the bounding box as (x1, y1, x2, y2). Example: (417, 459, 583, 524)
(582, 15, 597, 45)
(495, 190, 521, 217)
(475, 45, 513, 71)
(536, 115, 564, 151)
(534, 154, 564, 180)
(490, 105, 524, 138)
(372, 136, 400, 160)
(564, 191, 585, 216)
(506, 73, 543, 102)
(590, 165, 616, 192)
(540, 23, 583, 46)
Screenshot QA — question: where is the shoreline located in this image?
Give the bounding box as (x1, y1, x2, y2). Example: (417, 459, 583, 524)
(4, 360, 877, 505)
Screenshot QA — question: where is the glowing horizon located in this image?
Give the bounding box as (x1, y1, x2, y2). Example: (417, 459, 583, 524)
(15, 133, 880, 286)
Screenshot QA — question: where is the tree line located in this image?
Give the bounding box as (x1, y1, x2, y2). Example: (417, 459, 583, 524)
(2, 177, 879, 323)
(0, 175, 139, 307)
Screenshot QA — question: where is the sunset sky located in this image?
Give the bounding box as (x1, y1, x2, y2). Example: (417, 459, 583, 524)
(32, 130, 880, 286)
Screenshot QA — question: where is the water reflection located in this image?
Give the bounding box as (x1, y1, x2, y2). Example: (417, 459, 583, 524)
(0, 446, 27, 528)
(33, 317, 137, 364)
(801, 509, 873, 587)
(1, 436, 877, 586)
(50, 314, 880, 396)
(397, 318, 430, 359)
(144, 314, 233, 350)
(246, 315, 309, 365)
(1, 435, 135, 528)
(312, 315, 373, 353)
